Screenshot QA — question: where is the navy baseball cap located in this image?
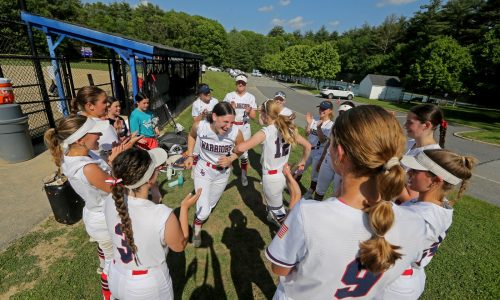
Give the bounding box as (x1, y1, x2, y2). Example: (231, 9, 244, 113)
(274, 91, 286, 100)
(198, 84, 212, 94)
(317, 101, 333, 110)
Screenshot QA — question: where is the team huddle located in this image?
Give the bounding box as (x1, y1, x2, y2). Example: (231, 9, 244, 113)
(44, 74, 476, 299)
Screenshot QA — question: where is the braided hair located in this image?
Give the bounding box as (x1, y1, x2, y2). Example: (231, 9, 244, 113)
(110, 148, 152, 264)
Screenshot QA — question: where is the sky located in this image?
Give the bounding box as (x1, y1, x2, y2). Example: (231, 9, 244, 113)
(83, 0, 432, 34)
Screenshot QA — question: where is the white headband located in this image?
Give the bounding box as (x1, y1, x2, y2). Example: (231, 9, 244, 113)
(125, 148, 168, 189)
(62, 118, 107, 149)
(401, 151, 462, 185)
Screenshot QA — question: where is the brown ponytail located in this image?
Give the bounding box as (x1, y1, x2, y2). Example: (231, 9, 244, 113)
(71, 86, 106, 114)
(110, 148, 152, 264)
(112, 183, 138, 260)
(331, 105, 406, 273)
(410, 104, 446, 147)
(43, 115, 87, 168)
(359, 201, 402, 273)
(423, 149, 477, 206)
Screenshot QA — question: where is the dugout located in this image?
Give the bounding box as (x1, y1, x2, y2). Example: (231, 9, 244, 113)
(20, 11, 202, 128)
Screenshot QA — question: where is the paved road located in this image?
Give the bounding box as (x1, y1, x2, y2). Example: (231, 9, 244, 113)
(247, 75, 500, 206)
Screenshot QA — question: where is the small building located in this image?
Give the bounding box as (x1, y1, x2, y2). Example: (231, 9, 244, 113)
(358, 74, 402, 101)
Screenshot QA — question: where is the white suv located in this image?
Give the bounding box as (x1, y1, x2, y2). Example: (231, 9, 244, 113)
(251, 69, 262, 77)
(320, 85, 354, 100)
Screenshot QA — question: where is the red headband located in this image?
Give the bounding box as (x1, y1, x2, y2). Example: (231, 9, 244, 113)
(441, 120, 448, 129)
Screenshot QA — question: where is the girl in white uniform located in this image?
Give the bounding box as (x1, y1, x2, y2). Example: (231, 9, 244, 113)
(44, 115, 124, 299)
(104, 147, 200, 300)
(71, 86, 120, 158)
(265, 105, 427, 299)
(184, 102, 244, 247)
(301, 100, 334, 199)
(314, 101, 355, 200)
(223, 74, 257, 187)
(384, 149, 476, 299)
(236, 99, 311, 226)
(192, 84, 218, 122)
(398, 104, 447, 203)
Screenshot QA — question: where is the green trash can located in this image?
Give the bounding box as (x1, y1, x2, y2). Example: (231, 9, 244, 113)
(0, 104, 34, 163)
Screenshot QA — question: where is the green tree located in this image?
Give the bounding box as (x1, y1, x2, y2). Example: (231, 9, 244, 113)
(282, 45, 310, 79)
(407, 36, 473, 98)
(305, 43, 341, 89)
(225, 30, 252, 71)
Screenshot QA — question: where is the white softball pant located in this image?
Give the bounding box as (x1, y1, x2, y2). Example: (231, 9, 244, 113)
(262, 171, 286, 208)
(234, 123, 251, 160)
(83, 207, 113, 273)
(108, 261, 173, 300)
(383, 267, 425, 300)
(303, 151, 322, 182)
(315, 155, 341, 196)
(193, 161, 231, 221)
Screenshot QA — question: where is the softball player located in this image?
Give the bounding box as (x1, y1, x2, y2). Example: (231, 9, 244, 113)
(314, 101, 355, 200)
(235, 99, 311, 226)
(191, 84, 219, 170)
(265, 105, 427, 299)
(385, 149, 476, 299)
(223, 74, 257, 187)
(184, 102, 244, 247)
(70, 86, 120, 157)
(104, 147, 200, 300)
(398, 104, 446, 203)
(192, 84, 219, 122)
(301, 100, 334, 199)
(44, 115, 121, 299)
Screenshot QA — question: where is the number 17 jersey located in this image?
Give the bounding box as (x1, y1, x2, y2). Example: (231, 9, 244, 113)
(261, 124, 290, 172)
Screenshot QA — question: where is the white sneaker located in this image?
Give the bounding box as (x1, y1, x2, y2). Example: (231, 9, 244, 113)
(193, 232, 202, 248)
(303, 189, 313, 199)
(241, 173, 248, 187)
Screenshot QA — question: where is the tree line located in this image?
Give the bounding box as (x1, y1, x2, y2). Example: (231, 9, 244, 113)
(0, 0, 498, 106)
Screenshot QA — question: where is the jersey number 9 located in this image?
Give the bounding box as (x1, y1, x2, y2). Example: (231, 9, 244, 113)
(334, 259, 383, 299)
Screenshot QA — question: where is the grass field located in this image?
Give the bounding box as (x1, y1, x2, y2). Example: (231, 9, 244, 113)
(0, 72, 499, 299)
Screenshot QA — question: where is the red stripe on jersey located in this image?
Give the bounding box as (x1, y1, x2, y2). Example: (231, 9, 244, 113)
(277, 224, 288, 239)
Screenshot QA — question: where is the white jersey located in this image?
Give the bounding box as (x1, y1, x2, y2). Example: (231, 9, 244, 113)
(90, 116, 119, 153)
(402, 199, 453, 268)
(261, 124, 290, 172)
(405, 139, 440, 156)
(266, 198, 425, 299)
(104, 195, 173, 269)
(61, 153, 110, 213)
(197, 120, 239, 166)
(280, 107, 294, 117)
(191, 97, 219, 117)
(308, 119, 333, 156)
(223, 91, 257, 123)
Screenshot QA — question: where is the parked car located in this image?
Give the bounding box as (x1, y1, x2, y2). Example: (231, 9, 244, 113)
(208, 66, 221, 72)
(251, 69, 262, 77)
(320, 85, 354, 100)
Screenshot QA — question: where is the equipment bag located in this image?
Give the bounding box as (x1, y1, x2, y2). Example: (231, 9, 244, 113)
(43, 171, 85, 225)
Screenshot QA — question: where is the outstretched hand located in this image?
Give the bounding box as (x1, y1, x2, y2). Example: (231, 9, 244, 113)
(306, 112, 313, 125)
(181, 188, 202, 208)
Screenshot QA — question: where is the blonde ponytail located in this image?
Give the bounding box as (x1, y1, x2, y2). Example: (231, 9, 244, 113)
(359, 200, 403, 274)
(44, 128, 63, 168)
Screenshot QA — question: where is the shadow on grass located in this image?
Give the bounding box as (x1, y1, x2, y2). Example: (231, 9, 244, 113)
(168, 230, 227, 300)
(289, 84, 318, 92)
(189, 231, 226, 300)
(221, 209, 276, 299)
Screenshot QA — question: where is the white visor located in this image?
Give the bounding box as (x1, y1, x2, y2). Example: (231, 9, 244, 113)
(401, 151, 462, 185)
(62, 118, 109, 148)
(125, 148, 168, 189)
(235, 75, 247, 83)
(338, 104, 353, 112)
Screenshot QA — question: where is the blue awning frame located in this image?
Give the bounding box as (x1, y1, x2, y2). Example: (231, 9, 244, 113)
(20, 11, 202, 116)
